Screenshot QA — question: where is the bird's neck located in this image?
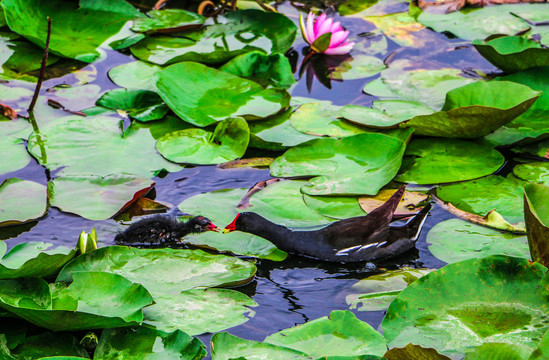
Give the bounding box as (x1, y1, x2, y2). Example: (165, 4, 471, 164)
(245, 215, 295, 249)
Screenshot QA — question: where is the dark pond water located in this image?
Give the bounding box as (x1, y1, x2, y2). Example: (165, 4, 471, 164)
(0, 1, 501, 358)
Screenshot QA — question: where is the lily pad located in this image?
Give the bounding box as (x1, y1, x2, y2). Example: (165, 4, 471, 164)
(96, 89, 168, 122)
(382, 255, 549, 358)
(156, 117, 250, 165)
(395, 138, 505, 184)
(365, 12, 426, 48)
(211, 332, 311, 360)
(463, 343, 532, 360)
(512, 139, 549, 159)
(0, 118, 31, 175)
(514, 163, 549, 185)
(290, 102, 368, 137)
(473, 36, 549, 74)
(341, 101, 433, 128)
(1, 0, 142, 62)
(143, 288, 257, 336)
(330, 55, 386, 81)
(0, 178, 47, 226)
(131, 10, 296, 65)
(178, 187, 288, 260)
(265, 310, 386, 358)
(27, 115, 181, 177)
(524, 183, 549, 267)
(0, 272, 153, 331)
(303, 194, 366, 220)
(384, 344, 452, 360)
(131, 9, 205, 33)
(57, 246, 257, 293)
(219, 51, 296, 89)
(346, 268, 434, 312)
(108, 61, 161, 91)
(435, 175, 525, 224)
(359, 189, 428, 216)
(427, 219, 529, 264)
(270, 133, 406, 195)
(404, 81, 541, 138)
(156, 62, 290, 127)
(48, 174, 154, 220)
(0, 242, 76, 279)
(95, 326, 206, 360)
(9, 333, 89, 360)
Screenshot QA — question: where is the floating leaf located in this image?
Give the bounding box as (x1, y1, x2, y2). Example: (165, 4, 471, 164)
(9, 333, 89, 360)
(303, 194, 366, 220)
(473, 36, 549, 74)
(330, 54, 386, 81)
(463, 343, 532, 360)
(156, 62, 290, 127)
(435, 175, 525, 224)
(0, 242, 76, 279)
(524, 183, 549, 267)
(346, 268, 434, 312)
(290, 102, 368, 137)
(271, 133, 406, 195)
(514, 162, 549, 185)
(395, 138, 504, 184)
(156, 117, 250, 165)
(219, 51, 296, 89)
(382, 255, 549, 358)
(265, 310, 386, 358)
(48, 174, 154, 220)
(108, 61, 161, 91)
(131, 9, 205, 33)
(427, 219, 529, 264)
(365, 12, 425, 47)
(217, 157, 273, 169)
(0, 272, 153, 331)
(131, 10, 296, 65)
(94, 326, 206, 360)
(0, 179, 47, 226)
(359, 189, 428, 216)
(512, 139, 549, 159)
(341, 101, 433, 129)
(143, 288, 257, 336)
(404, 81, 540, 138)
(384, 344, 452, 360)
(57, 246, 257, 293)
(1, 0, 142, 62)
(97, 89, 168, 122)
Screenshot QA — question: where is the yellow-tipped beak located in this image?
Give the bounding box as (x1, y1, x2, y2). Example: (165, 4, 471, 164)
(222, 228, 232, 234)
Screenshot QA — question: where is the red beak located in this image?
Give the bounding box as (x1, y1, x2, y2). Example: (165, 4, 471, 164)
(223, 214, 240, 234)
(207, 222, 220, 232)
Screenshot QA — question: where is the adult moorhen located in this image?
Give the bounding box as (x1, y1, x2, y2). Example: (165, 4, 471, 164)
(223, 186, 431, 262)
(115, 215, 219, 245)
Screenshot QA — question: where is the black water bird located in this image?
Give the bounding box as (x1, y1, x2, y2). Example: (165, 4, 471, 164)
(115, 215, 219, 245)
(223, 186, 431, 262)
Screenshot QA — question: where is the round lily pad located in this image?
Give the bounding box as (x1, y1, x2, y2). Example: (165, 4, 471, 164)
(131, 9, 205, 33)
(514, 163, 549, 185)
(330, 54, 386, 81)
(156, 117, 250, 165)
(290, 102, 368, 137)
(0, 178, 47, 226)
(108, 61, 161, 91)
(341, 100, 433, 129)
(395, 138, 505, 184)
(156, 62, 290, 127)
(0, 118, 31, 175)
(303, 194, 366, 220)
(96, 89, 168, 122)
(382, 255, 549, 358)
(427, 219, 529, 264)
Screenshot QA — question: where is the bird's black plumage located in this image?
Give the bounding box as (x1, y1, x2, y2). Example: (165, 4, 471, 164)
(115, 215, 218, 245)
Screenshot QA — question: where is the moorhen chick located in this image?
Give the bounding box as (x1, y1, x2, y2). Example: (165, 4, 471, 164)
(223, 186, 431, 262)
(115, 215, 219, 245)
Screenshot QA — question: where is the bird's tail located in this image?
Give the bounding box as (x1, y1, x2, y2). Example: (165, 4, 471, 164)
(393, 203, 432, 241)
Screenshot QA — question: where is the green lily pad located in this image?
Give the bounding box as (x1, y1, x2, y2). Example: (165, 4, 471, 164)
(435, 175, 525, 224)
(156, 62, 290, 127)
(211, 332, 312, 360)
(512, 139, 549, 159)
(271, 133, 406, 195)
(131, 10, 296, 65)
(9, 333, 89, 360)
(131, 9, 205, 33)
(97, 89, 168, 122)
(48, 174, 154, 220)
(404, 81, 540, 138)
(330, 55, 386, 81)
(365, 12, 427, 48)
(382, 255, 549, 358)
(219, 51, 296, 89)
(156, 117, 250, 165)
(463, 343, 532, 360)
(143, 288, 257, 336)
(340, 101, 434, 128)
(178, 188, 288, 260)
(514, 163, 549, 185)
(265, 310, 386, 358)
(0, 118, 31, 175)
(303, 194, 366, 220)
(290, 102, 368, 137)
(0, 272, 153, 331)
(417, 4, 531, 41)
(395, 138, 505, 184)
(0, 38, 59, 82)
(427, 219, 529, 264)
(57, 246, 256, 293)
(1, 0, 142, 62)
(0, 178, 47, 226)
(524, 183, 549, 267)
(384, 344, 452, 360)
(27, 115, 181, 177)
(95, 326, 206, 360)
(363, 60, 476, 110)
(108, 61, 162, 91)
(486, 67, 549, 146)
(530, 328, 549, 359)
(0, 242, 76, 279)
(346, 268, 434, 312)
(473, 36, 549, 74)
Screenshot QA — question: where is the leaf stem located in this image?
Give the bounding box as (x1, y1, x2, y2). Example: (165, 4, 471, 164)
(28, 17, 51, 114)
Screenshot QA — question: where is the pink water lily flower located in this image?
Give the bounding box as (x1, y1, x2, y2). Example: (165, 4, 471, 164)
(300, 12, 355, 55)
